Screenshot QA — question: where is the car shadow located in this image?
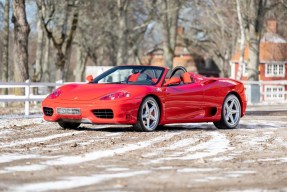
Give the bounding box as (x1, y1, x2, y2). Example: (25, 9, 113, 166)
(237, 123, 282, 129)
(246, 110, 287, 116)
(60, 120, 282, 132)
(64, 125, 134, 132)
(65, 123, 218, 132)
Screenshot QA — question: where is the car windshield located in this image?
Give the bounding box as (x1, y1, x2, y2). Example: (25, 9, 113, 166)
(92, 66, 165, 85)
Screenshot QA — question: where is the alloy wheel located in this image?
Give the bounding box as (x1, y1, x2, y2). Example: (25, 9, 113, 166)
(141, 99, 159, 131)
(223, 96, 240, 127)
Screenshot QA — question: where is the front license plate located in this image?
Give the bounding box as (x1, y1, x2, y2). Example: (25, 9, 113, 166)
(57, 108, 81, 115)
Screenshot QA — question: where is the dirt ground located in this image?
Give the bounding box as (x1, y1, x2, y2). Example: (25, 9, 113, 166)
(0, 105, 287, 192)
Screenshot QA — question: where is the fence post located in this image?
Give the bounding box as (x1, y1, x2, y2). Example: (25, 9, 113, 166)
(25, 80, 30, 116)
(56, 80, 63, 89)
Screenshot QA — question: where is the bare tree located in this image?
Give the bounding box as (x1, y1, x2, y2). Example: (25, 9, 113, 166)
(235, 0, 246, 80)
(246, 0, 267, 81)
(185, 0, 238, 77)
(42, 36, 51, 82)
(75, 1, 114, 66)
(12, 0, 30, 82)
(241, 0, 280, 80)
(0, 2, 3, 26)
(0, 1, 3, 76)
(116, 0, 130, 65)
(76, 0, 154, 68)
(74, 45, 87, 82)
(32, 8, 44, 82)
(159, 0, 180, 69)
(37, 0, 79, 81)
(1, 0, 10, 86)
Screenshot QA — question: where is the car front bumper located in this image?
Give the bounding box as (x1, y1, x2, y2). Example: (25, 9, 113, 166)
(42, 98, 142, 124)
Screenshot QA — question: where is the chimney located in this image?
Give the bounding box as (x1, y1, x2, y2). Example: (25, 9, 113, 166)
(266, 20, 277, 33)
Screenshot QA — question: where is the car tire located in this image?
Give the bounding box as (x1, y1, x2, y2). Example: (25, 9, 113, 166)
(134, 97, 160, 132)
(58, 121, 81, 129)
(213, 94, 241, 129)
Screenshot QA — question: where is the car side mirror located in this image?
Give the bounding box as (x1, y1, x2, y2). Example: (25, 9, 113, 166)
(164, 76, 181, 86)
(86, 75, 93, 83)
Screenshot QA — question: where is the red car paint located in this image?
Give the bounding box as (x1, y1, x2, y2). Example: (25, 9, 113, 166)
(42, 65, 246, 127)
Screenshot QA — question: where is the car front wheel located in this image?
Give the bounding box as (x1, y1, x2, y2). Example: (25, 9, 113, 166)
(134, 97, 160, 132)
(213, 94, 241, 129)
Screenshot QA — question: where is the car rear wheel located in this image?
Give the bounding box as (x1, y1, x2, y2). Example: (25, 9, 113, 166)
(134, 97, 160, 132)
(58, 122, 81, 129)
(213, 94, 241, 129)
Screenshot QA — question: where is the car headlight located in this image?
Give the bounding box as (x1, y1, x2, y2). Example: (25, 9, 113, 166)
(47, 89, 62, 99)
(100, 91, 131, 100)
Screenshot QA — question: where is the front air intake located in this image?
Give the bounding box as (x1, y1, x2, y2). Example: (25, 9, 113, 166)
(43, 107, 54, 116)
(92, 109, 114, 119)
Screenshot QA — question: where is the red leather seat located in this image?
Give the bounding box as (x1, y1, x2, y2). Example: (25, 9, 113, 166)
(182, 72, 193, 84)
(128, 73, 140, 82)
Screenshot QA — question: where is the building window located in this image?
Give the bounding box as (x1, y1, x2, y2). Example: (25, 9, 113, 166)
(265, 86, 285, 100)
(265, 63, 285, 77)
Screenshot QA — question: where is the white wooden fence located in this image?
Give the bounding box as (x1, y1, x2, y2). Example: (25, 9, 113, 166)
(0, 80, 287, 116)
(0, 80, 66, 116)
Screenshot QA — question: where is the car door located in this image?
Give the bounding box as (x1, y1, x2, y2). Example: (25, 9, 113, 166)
(164, 82, 204, 121)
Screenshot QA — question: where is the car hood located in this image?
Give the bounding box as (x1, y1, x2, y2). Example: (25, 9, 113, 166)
(59, 84, 132, 101)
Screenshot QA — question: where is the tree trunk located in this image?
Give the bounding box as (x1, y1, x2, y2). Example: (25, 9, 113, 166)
(161, 0, 179, 69)
(37, 0, 79, 82)
(33, 13, 44, 82)
(247, 0, 266, 81)
(236, 0, 246, 80)
(42, 37, 50, 82)
(63, 9, 79, 81)
(12, 0, 30, 82)
(1, 0, 10, 95)
(74, 46, 88, 82)
(248, 24, 260, 81)
(116, 0, 129, 66)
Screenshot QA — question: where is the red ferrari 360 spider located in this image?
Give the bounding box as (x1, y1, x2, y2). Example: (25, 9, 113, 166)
(42, 65, 247, 131)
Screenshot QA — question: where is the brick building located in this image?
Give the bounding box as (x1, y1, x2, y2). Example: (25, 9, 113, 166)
(142, 27, 221, 77)
(231, 20, 287, 101)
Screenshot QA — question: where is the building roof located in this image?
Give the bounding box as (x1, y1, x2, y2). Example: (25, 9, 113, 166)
(232, 20, 287, 63)
(232, 42, 287, 62)
(261, 32, 287, 43)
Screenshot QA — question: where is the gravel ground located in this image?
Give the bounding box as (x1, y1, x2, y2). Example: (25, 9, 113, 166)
(0, 105, 287, 192)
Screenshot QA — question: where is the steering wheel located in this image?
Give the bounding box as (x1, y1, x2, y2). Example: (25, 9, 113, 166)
(168, 66, 187, 79)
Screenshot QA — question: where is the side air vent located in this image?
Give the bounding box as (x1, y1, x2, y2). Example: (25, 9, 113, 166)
(92, 109, 114, 119)
(43, 107, 54, 116)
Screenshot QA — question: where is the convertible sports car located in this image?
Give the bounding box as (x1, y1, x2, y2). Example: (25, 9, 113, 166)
(42, 65, 247, 131)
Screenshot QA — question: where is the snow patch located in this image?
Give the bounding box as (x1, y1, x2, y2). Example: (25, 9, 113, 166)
(195, 176, 225, 182)
(210, 156, 235, 162)
(225, 170, 256, 178)
(0, 154, 47, 164)
(142, 136, 199, 158)
(153, 166, 174, 170)
(149, 132, 231, 163)
(45, 133, 179, 166)
(177, 168, 219, 173)
(0, 132, 82, 148)
(0, 129, 14, 138)
(2, 132, 179, 173)
(105, 167, 130, 172)
(0, 118, 44, 129)
(11, 170, 150, 192)
(4, 164, 46, 172)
